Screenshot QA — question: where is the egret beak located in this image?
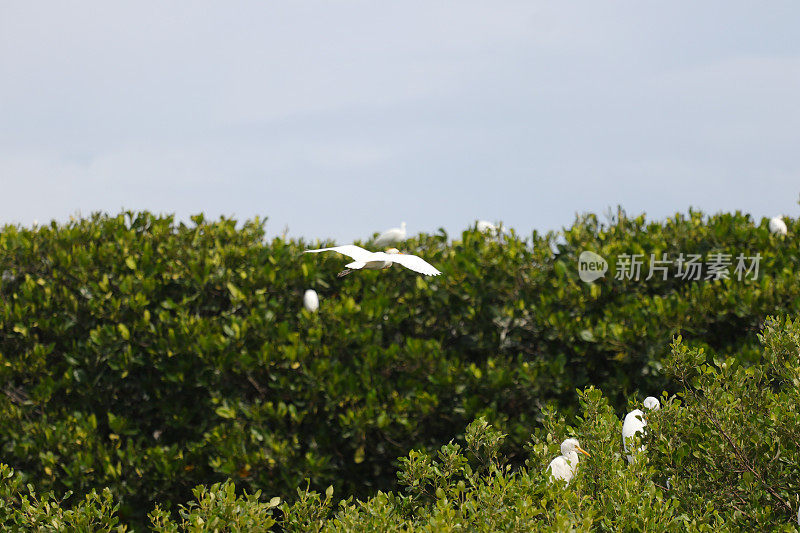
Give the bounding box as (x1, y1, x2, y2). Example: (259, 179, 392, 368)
(577, 446, 591, 458)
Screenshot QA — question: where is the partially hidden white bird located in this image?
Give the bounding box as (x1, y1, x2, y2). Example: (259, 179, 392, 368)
(476, 220, 497, 233)
(769, 215, 788, 236)
(303, 289, 319, 312)
(374, 222, 407, 247)
(304, 244, 441, 277)
(622, 396, 660, 464)
(547, 438, 591, 484)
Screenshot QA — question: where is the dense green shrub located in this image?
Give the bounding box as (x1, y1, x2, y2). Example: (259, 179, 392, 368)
(0, 210, 798, 527)
(149, 480, 279, 532)
(0, 463, 124, 531)
(2, 316, 798, 530)
(278, 316, 800, 531)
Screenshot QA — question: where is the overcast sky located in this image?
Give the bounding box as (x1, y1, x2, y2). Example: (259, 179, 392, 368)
(1, 2, 798, 242)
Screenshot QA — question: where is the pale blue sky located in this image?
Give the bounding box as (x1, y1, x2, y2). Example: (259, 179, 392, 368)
(1, 2, 798, 242)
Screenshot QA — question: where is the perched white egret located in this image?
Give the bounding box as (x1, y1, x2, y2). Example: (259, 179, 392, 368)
(547, 438, 590, 484)
(476, 220, 497, 233)
(374, 222, 407, 247)
(303, 289, 319, 312)
(622, 396, 660, 463)
(304, 244, 441, 277)
(769, 216, 788, 236)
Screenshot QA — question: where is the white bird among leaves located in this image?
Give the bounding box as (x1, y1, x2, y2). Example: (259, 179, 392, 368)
(769, 216, 788, 236)
(374, 222, 407, 247)
(476, 220, 497, 233)
(622, 396, 660, 463)
(303, 289, 319, 312)
(304, 245, 441, 277)
(547, 438, 591, 484)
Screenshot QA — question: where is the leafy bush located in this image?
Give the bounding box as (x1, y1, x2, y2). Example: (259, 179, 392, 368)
(650, 316, 800, 527)
(0, 210, 798, 526)
(1, 316, 799, 529)
(280, 316, 800, 531)
(0, 463, 125, 531)
(149, 480, 279, 532)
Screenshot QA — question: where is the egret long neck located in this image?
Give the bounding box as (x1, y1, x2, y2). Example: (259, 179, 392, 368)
(565, 451, 579, 470)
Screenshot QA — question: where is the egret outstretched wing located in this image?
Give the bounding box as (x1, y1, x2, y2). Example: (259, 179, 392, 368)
(304, 245, 375, 262)
(388, 253, 442, 276)
(305, 244, 442, 277)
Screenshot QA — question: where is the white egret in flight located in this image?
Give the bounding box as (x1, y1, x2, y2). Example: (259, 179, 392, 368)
(622, 396, 660, 463)
(374, 222, 407, 247)
(769, 216, 788, 236)
(303, 289, 319, 312)
(547, 438, 590, 484)
(305, 245, 441, 277)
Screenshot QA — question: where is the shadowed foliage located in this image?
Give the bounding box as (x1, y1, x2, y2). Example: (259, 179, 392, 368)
(0, 210, 798, 528)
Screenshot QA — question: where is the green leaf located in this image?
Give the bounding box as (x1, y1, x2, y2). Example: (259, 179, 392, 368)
(354, 446, 365, 464)
(215, 405, 236, 419)
(227, 282, 245, 301)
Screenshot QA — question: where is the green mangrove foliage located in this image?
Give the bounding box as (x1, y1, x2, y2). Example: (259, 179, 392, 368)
(1, 316, 799, 530)
(0, 210, 798, 527)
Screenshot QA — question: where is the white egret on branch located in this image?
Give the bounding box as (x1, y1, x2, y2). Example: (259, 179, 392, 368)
(304, 245, 441, 277)
(303, 289, 319, 312)
(374, 222, 407, 247)
(622, 396, 660, 463)
(476, 220, 497, 233)
(547, 438, 590, 484)
(769, 216, 788, 236)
